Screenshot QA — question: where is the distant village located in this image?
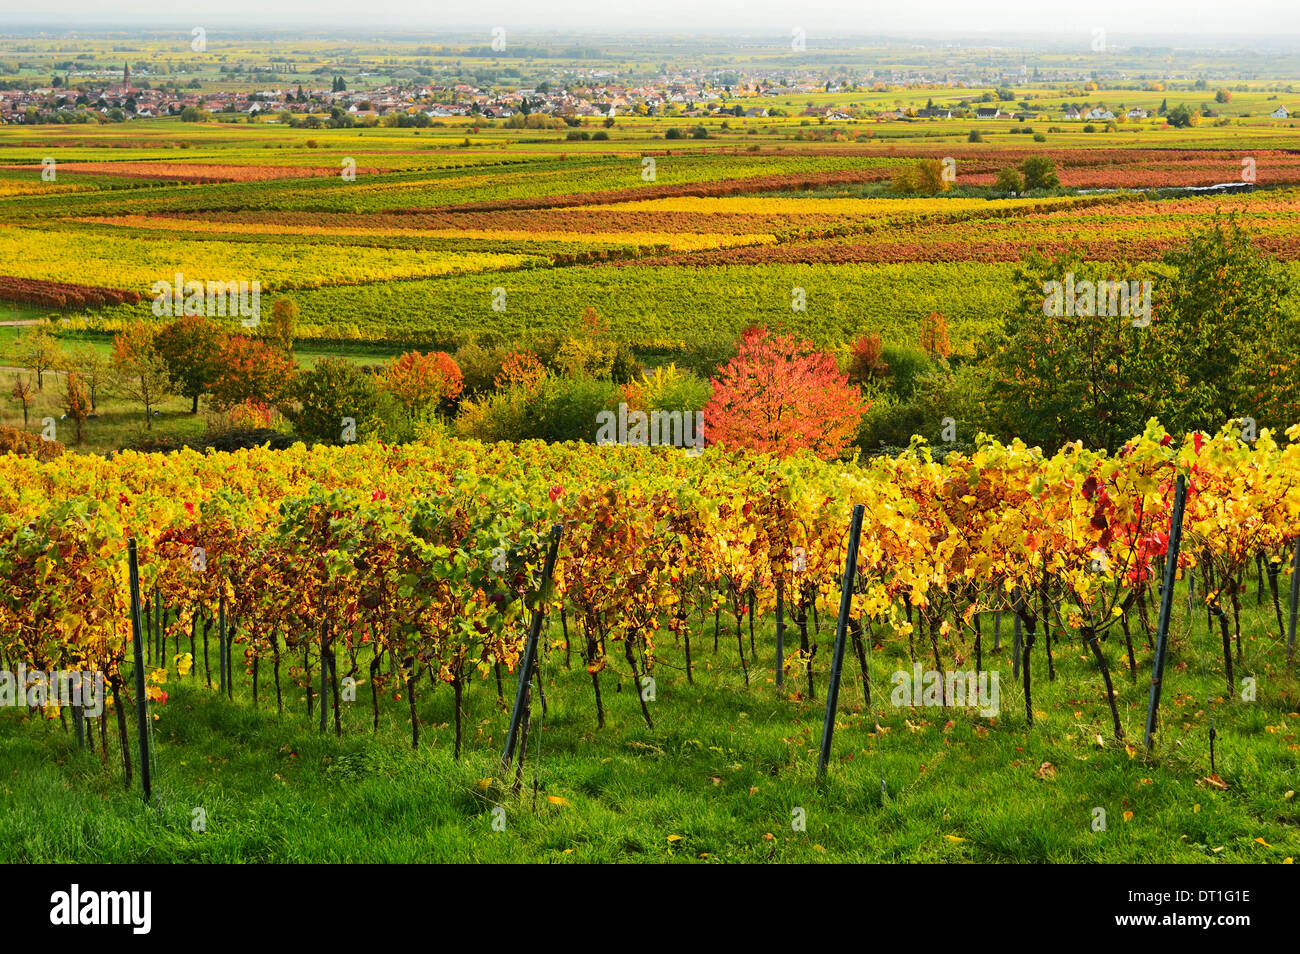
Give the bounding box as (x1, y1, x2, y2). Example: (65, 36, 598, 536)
(1, 63, 1292, 126)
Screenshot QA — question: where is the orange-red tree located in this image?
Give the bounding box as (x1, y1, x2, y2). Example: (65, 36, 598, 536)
(704, 326, 867, 460)
(847, 333, 889, 384)
(209, 334, 297, 410)
(111, 322, 173, 427)
(919, 311, 952, 359)
(382, 351, 463, 415)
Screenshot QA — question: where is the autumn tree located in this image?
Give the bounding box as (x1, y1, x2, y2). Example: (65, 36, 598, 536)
(919, 311, 952, 359)
(914, 158, 950, 195)
(209, 334, 297, 410)
(63, 372, 92, 444)
(264, 298, 298, 354)
(9, 376, 34, 427)
(703, 326, 867, 460)
(63, 345, 110, 412)
(13, 327, 63, 391)
(381, 350, 463, 416)
(847, 334, 889, 384)
(111, 323, 173, 428)
(493, 350, 546, 391)
(154, 314, 224, 413)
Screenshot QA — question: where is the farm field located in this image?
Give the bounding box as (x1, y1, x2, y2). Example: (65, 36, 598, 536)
(5, 116, 1300, 352)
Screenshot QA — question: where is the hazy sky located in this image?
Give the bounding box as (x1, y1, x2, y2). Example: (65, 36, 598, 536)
(2, 0, 1298, 38)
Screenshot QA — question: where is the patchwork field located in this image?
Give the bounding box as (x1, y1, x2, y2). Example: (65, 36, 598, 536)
(4, 117, 1300, 352)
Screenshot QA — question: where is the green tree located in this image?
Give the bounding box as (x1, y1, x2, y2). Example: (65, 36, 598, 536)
(290, 357, 386, 443)
(1166, 103, 1197, 127)
(1020, 155, 1060, 190)
(985, 253, 1168, 451)
(13, 327, 63, 391)
(154, 314, 224, 413)
(1159, 218, 1298, 434)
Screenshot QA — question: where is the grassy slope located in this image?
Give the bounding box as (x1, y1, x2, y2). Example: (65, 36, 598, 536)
(1, 588, 1295, 863)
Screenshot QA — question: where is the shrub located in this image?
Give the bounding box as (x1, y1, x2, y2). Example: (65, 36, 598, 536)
(622, 364, 712, 413)
(994, 167, 1024, 192)
(453, 338, 508, 396)
(531, 375, 621, 443)
(290, 357, 384, 444)
(847, 334, 889, 384)
(1020, 155, 1060, 190)
(452, 386, 533, 443)
(493, 350, 545, 391)
(890, 165, 919, 194)
(202, 428, 296, 453)
(879, 345, 933, 399)
(0, 424, 63, 460)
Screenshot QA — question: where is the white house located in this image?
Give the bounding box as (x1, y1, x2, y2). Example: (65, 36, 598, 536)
(1272, 105, 1290, 119)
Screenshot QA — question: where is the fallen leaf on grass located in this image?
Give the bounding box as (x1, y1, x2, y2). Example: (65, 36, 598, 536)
(476, 777, 494, 791)
(1255, 837, 1272, 847)
(547, 795, 569, 806)
(1035, 761, 1057, 780)
(1123, 811, 1134, 822)
(944, 834, 965, 843)
(762, 832, 774, 841)
(1198, 774, 1229, 790)
(666, 834, 683, 843)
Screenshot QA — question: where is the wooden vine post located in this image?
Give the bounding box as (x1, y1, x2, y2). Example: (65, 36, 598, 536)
(500, 524, 563, 785)
(1143, 474, 1188, 751)
(127, 539, 152, 804)
(1287, 538, 1300, 669)
(775, 575, 784, 687)
(817, 504, 863, 781)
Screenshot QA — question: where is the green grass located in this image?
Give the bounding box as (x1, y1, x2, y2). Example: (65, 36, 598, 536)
(2, 589, 1296, 863)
